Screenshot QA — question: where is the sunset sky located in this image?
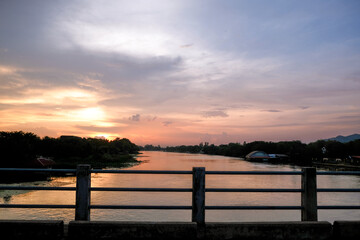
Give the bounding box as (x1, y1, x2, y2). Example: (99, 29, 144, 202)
(1, 0, 359, 146)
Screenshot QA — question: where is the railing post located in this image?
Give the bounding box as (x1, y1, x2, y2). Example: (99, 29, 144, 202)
(75, 164, 91, 221)
(301, 167, 318, 221)
(192, 167, 205, 224)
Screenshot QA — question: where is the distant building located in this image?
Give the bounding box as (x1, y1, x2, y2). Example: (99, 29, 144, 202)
(246, 151, 289, 162)
(349, 156, 360, 165)
(245, 151, 270, 161)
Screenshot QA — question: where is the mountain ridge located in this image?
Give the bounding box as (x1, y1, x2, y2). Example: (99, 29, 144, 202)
(326, 134, 360, 143)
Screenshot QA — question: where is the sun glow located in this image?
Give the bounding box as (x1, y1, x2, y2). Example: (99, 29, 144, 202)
(53, 89, 93, 100)
(92, 134, 117, 140)
(69, 107, 106, 121)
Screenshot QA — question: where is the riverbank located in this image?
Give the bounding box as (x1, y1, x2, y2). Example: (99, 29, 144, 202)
(0, 154, 141, 183)
(312, 162, 360, 170)
(0, 131, 141, 179)
(149, 139, 360, 169)
(52, 154, 140, 169)
(239, 155, 360, 170)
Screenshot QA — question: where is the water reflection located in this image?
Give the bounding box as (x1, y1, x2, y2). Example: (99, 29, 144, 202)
(0, 151, 359, 222)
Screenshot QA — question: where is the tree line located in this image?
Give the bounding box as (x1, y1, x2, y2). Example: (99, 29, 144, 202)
(0, 131, 140, 168)
(140, 140, 360, 165)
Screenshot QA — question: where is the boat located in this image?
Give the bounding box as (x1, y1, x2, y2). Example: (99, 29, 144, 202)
(27, 156, 55, 168)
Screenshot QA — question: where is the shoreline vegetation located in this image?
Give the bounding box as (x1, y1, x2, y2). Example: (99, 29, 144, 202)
(0, 131, 140, 183)
(139, 139, 360, 169)
(1, 131, 359, 183)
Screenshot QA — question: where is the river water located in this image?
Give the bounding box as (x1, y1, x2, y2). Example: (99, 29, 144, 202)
(0, 151, 359, 223)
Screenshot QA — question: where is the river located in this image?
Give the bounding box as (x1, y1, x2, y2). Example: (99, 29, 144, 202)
(0, 151, 359, 222)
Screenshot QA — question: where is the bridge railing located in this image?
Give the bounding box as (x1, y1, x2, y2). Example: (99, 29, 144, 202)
(0, 165, 359, 223)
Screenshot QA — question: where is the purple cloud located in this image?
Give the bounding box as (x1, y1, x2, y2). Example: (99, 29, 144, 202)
(202, 111, 229, 118)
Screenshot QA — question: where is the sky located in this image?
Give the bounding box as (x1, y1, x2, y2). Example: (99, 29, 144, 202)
(0, 0, 360, 146)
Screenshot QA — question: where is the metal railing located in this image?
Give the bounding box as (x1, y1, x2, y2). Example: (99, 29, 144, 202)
(0, 165, 359, 223)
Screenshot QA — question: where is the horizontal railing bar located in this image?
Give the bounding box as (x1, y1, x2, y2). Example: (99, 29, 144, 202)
(2, 186, 358, 193)
(0, 204, 75, 209)
(0, 168, 76, 173)
(1, 168, 359, 175)
(90, 205, 192, 209)
(0, 186, 76, 191)
(2, 186, 357, 193)
(91, 170, 193, 174)
(91, 187, 192, 192)
(317, 188, 360, 192)
(207, 206, 360, 210)
(206, 206, 302, 210)
(3, 204, 358, 210)
(206, 188, 302, 192)
(318, 206, 360, 209)
(205, 171, 302, 175)
(317, 171, 360, 175)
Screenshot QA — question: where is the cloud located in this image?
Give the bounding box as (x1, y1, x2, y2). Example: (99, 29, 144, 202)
(53, 0, 191, 57)
(261, 109, 282, 113)
(334, 115, 360, 121)
(162, 121, 172, 126)
(75, 125, 124, 133)
(202, 111, 229, 118)
(199, 132, 230, 144)
(0, 0, 359, 145)
(145, 116, 157, 121)
(180, 44, 193, 48)
(129, 114, 140, 122)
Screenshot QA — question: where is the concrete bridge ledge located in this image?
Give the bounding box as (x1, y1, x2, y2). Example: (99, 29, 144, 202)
(68, 221, 198, 240)
(333, 221, 360, 240)
(204, 221, 333, 240)
(0, 220, 359, 240)
(0, 220, 64, 240)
